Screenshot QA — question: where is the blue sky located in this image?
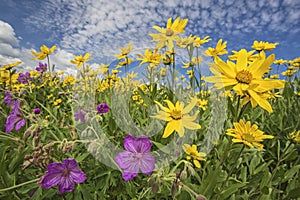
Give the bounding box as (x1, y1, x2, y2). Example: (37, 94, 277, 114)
(0, 0, 299, 75)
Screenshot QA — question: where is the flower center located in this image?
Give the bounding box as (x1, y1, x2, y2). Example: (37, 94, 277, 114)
(236, 70, 253, 84)
(62, 168, 70, 177)
(170, 109, 182, 120)
(242, 133, 255, 142)
(165, 29, 174, 36)
(133, 153, 143, 159)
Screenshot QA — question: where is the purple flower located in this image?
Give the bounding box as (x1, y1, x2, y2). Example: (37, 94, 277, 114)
(5, 100, 26, 133)
(115, 134, 155, 181)
(4, 91, 14, 107)
(33, 108, 41, 114)
(36, 62, 47, 72)
(74, 109, 86, 122)
(97, 103, 110, 114)
(18, 72, 31, 84)
(40, 158, 86, 194)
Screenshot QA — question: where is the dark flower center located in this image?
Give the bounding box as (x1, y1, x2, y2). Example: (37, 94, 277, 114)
(165, 29, 174, 36)
(170, 109, 182, 120)
(242, 133, 255, 142)
(62, 168, 70, 177)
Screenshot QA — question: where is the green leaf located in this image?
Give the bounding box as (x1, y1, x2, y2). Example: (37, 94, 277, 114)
(219, 182, 248, 199)
(282, 165, 300, 182)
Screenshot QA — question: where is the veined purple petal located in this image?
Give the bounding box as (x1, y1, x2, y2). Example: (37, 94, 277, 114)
(5, 115, 18, 133)
(63, 158, 78, 169)
(122, 172, 138, 182)
(136, 136, 152, 153)
(58, 176, 75, 194)
(115, 151, 135, 170)
(40, 172, 62, 189)
(140, 154, 155, 175)
(46, 162, 65, 173)
(124, 134, 139, 153)
(69, 169, 87, 183)
(15, 119, 25, 131)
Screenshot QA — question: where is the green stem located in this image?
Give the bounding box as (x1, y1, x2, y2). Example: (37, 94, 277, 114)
(0, 178, 40, 192)
(47, 55, 51, 72)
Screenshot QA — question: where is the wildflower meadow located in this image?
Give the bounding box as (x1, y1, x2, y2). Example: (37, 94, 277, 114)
(1, 17, 300, 199)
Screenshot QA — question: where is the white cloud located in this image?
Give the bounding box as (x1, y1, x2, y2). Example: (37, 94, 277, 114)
(0, 21, 19, 46)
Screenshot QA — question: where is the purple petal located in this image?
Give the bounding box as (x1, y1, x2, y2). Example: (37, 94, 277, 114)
(122, 171, 138, 181)
(136, 136, 152, 153)
(5, 115, 19, 133)
(40, 172, 62, 189)
(140, 154, 155, 175)
(15, 119, 25, 131)
(58, 177, 75, 194)
(124, 134, 138, 153)
(69, 169, 86, 183)
(115, 151, 134, 169)
(46, 162, 65, 173)
(63, 158, 78, 169)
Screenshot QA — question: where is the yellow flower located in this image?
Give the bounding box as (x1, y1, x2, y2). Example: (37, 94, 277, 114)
(289, 130, 300, 143)
(98, 64, 109, 74)
(115, 43, 133, 60)
(31, 45, 57, 60)
(149, 17, 188, 50)
(274, 59, 287, 65)
(182, 57, 203, 69)
(152, 97, 201, 138)
(204, 49, 285, 113)
(193, 35, 211, 47)
(269, 74, 279, 79)
(282, 68, 297, 77)
(63, 75, 75, 87)
(197, 99, 208, 111)
(53, 99, 62, 106)
(70, 53, 91, 68)
(176, 35, 195, 48)
(3, 61, 22, 70)
(204, 39, 228, 57)
(227, 120, 274, 151)
(0, 69, 10, 84)
(251, 40, 278, 51)
(228, 50, 259, 63)
(186, 70, 194, 79)
(182, 144, 206, 168)
(136, 48, 163, 65)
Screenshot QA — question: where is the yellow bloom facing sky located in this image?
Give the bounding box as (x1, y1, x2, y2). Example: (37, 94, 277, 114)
(31, 45, 56, 60)
(149, 17, 188, 50)
(70, 53, 91, 68)
(152, 97, 201, 138)
(227, 120, 274, 151)
(204, 39, 228, 57)
(182, 144, 206, 168)
(251, 40, 278, 51)
(205, 49, 285, 113)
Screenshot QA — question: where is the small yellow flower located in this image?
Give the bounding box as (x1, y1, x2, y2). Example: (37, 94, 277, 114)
(204, 39, 228, 57)
(251, 40, 278, 51)
(115, 43, 133, 60)
(176, 34, 195, 48)
(152, 97, 201, 138)
(3, 61, 22, 70)
(70, 53, 91, 68)
(274, 59, 287, 65)
(182, 144, 206, 168)
(136, 48, 163, 66)
(193, 35, 211, 47)
(31, 45, 56, 60)
(182, 57, 203, 69)
(197, 99, 208, 111)
(227, 120, 274, 151)
(53, 99, 62, 106)
(290, 131, 300, 143)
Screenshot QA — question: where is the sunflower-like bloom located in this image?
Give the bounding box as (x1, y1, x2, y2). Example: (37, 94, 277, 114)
(204, 39, 228, 57)
(289, 130, 300, 143)
(204, 49, 285, 113)
(152, 97, 201, 138)
(182, 144, 206, 168)
(193, 36, 211, 47)
(251, 40, 278, 51)
(3, 61, 22, 70)
(31, 45, 57, 60)
(149, 17, 188, 50)
(70, 53, 91, 68)
(136, 48, 163, 66)
(227, 120, 274, 151)
(176, 35, 195, 48)
(274, 59, 287, 65)
(115, 43, 133, 60)
(182, 57, 203, 69)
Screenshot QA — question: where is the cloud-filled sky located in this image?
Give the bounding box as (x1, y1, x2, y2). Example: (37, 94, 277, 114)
(0, 0, 299, 74)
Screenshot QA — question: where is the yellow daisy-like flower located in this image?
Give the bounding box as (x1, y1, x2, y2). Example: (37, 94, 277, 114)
(251, 40, 278, 51)
(3, 61, 22, 70)
(115, 43, 133, 60)
(182, 57, 203, 69)
(289, 130, 300, 143)
(136, 48, 163, 66)
(176, 34, 195, 48)
(31, 45, 57, 60)
(149, 17, 188, 50)
(152, 97, 201, 138)
(274, 59, 287, 65)
(182, 144, 206, 168)
(228, 50, 259, 63)
(70, 53, 91, 68)
(193, 35, 211, 47)
(226, 120, 274, 151)
(204, 39, 228, 57)
(204, 49, 285, 113)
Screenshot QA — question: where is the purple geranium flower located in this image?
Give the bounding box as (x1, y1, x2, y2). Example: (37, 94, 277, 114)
(97, 103, 110, 114)
(74, 109, 86, 122)
(5, 100, 26, 133)
(4, 91, 14, 107)
(40, 158, 86, 194)
(18, 72, 31, 84)
(115, 134, 155, 181)
(36, 62, 47, 72)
